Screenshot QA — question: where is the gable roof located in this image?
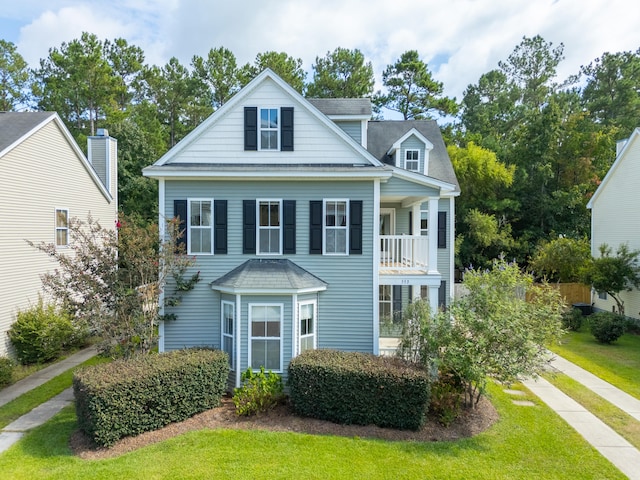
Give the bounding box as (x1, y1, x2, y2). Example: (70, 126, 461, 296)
(587, 128, 640, 209)
(0, 111, 112, 201)
(210, 259, 327, 294)
(367, 120, 460, 192)
(145, 69, 385, 176)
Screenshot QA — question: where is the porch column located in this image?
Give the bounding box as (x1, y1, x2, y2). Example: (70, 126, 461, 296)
(428, 285, 439, 313)
(428, 197, 439, 274)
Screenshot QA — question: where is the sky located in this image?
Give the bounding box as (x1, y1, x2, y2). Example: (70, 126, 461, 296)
(1, 0, 639, 103)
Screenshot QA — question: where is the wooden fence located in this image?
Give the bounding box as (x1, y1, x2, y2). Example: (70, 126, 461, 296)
(536, 282, 592, 305)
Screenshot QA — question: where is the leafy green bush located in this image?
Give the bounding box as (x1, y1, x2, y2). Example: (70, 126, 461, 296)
(0, 357, 14, 388)
(288, 349, 430, 431)
(8, 300, 83, 364)
(233, 367, 284, 416)
(428, 372, 464, 426)
(589, 312, 626, 344)
(562, 307, 583, 332)
(73, 348, 229, 447)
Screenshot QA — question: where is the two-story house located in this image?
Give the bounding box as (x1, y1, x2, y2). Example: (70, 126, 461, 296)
(0, 112, 118, 356)
(143, 69, 459, 386)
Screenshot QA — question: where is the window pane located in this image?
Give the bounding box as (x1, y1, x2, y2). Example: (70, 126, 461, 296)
(301, 336, 313, 352)
(268, 229, 279, 252)
(265, 340, 280, 370)
(252, 321, 266, 337)
(201, 202, 212, 226)
(260, 109, 269, 128)
(56, 230, 68, 246)
(336, 202, 346, 226)
(190, 230, 202, 253)
(56, 210, 68, 228)
(335, 230, 346, 253)
(251, 341, 266, 369)
(201, 230, 211, 252)
(266, 305, 280, 321)
(266, 320, 280, 337)
(270, 203, 280, 226)
(259, 230, 270, 253)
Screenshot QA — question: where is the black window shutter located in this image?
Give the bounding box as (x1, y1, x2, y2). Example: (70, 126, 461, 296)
(174, 200, 187, 251)
(438, 280, 447, 309)
(214, 200, 227, 254)
(349, 200, 363, 254)
(243, 200, 256, 254)
(408, 211, 413, 235)
(392, 286, 402, 322)
(283, 200, 296, 254)
(281, 107, 294, 151)
(437, 211, 447, 248)
(309, 201, 323, 254)
(244, 107, 257, 151)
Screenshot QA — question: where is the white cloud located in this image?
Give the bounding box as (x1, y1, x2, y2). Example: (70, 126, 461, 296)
(7, 0, 640, 103)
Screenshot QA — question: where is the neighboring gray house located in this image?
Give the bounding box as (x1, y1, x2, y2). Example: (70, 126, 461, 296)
(0, 112, 118, 357)
(143, 69, 459, 386)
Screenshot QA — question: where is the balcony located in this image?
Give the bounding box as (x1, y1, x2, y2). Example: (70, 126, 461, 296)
(379, 235, 428, 274)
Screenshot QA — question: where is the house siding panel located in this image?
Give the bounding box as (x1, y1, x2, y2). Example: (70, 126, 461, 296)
(0, 120, 116, 355)
(401, 136, 426, 172)
(590, 136, 640, 319)
(162, 179, 375, 358)
(437, 199, 452, 303)
(335, 121, 362, 144)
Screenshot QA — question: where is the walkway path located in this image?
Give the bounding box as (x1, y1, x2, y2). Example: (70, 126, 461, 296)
(523, 354, 640, 480)
(0, 346, 96, 453)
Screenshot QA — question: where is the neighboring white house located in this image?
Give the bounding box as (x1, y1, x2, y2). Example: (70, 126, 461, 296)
(587, 127, 640, 320)
(0, 112, 118, 357)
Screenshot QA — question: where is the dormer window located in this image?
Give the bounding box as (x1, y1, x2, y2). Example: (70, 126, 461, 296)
(405, 150, 419, 172)
(260, 108, 279, 150)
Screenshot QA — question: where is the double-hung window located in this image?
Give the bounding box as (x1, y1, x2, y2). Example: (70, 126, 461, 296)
(405, 149, 420, 171)
(221, 301, 235, 369)
(258, 200, 281, 255)
(55, 208, 69, 247)
(324, 200, 348, 255)
(250, 304, 282, 371)
(298, 301, 316, 353)
(188, 199, 213, 254)
(420, 208, 428, 237)
(260, 108, 279, 150)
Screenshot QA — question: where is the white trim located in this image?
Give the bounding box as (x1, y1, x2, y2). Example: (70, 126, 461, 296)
(297, 299, 317, 355)
(248, 303, 284, 373)
(187, 198, 214, 255)
(587, 128, 640, 209)
(386, 128, 434, 156)
(143, 168, 392, 181)
(323, 199, 349, 255)
(361, 120, 368, 149)
(389, 165, 458, 193)
(235, 294, 242, 387)
(158, 179, 165, 353)
(149, 69, 385, 169)
(292, 294, 298, 359)
(258, 106, 280, 151)
(221, 300, 235, 370)
(256, 199, 283, 255)
(373, 178, 380, 355)
(211, 285, 327, 295)
(449, 196, 455, 303)
(428, 198, 439, 275)
(0, 112, 113, 202)
(54, 207, 70, 248)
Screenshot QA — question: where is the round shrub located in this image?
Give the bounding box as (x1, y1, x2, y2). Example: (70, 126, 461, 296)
(589, 312, 626, 344)
(0, 357, 14, 388)
(8, 301, 77, 364)
(561, 307, 583, 332)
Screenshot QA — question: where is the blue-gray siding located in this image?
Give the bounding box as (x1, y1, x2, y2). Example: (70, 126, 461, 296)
(335, 121, 362, 144)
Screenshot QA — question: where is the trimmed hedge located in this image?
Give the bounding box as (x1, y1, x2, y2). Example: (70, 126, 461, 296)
(288, 349, 431, 430)
(73, 348, 229, 447)
(589, 311, 626, 344)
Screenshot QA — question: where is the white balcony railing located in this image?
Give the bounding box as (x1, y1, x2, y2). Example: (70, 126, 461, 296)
(380, 235, 428, 271)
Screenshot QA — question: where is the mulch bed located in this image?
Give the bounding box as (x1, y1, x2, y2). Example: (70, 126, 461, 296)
(70, 395, 499, 460)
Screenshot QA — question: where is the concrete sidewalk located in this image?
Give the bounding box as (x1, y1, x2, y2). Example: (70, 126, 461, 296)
(0, 346, 96, 453)
(523, 354, 640, 480)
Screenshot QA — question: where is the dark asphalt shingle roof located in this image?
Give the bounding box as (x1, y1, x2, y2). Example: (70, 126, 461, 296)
(210, 259, 327, 291)
(307, 98, 372, 117)
(0, 112, 56, 155)
(366, 120, 460, 191)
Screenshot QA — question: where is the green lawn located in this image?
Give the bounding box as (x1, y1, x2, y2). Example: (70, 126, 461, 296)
(0, 383, 624, 480)
(0, 356, 108, 429)
(549, 328, 640, 400)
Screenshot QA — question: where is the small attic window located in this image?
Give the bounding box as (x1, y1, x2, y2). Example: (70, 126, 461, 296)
(260, 108, 279, 150)
(405, 150, 420, 172)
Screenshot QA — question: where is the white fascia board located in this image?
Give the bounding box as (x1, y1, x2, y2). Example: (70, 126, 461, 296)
(386, 128, 435, 156)
(143, 168, 393, 181)
(379, 275, 442, 287)
(1, 113, 113, 202)
(326, 114, 371, 121)
(153, 68, 384, 169)
(389, 165, 457, 192)
(587, 127, 640, 210)
(210, 285, 327, 295)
